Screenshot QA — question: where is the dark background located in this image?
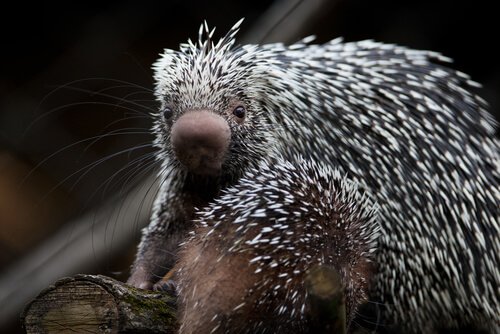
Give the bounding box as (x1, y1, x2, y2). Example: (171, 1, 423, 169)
(1, 0, 498, 332)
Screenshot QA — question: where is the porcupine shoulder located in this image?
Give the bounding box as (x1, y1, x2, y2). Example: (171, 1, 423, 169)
(174, 156, 379, 334)
(133, 20, 499, 332)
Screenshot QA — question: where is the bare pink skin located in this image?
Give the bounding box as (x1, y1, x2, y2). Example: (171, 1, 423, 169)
(171, 110, 231, 175)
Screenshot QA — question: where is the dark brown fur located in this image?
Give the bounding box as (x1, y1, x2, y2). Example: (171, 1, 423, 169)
(173, 160, 379, 333)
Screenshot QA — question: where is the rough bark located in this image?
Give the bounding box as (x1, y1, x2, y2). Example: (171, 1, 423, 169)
(22, 274, 176, 334)
(22, 267, 346, 333)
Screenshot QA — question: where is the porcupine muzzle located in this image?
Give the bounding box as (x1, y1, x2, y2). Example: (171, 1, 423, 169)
(171, 110, 230, 176)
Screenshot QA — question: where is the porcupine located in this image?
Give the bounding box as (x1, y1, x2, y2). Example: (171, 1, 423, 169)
(127, 19, 499, 332)
(173, 156, 380, 334)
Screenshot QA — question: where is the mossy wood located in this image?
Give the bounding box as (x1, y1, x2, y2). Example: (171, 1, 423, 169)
(22, 267, 346, 333)
(22, 274, 176, 334)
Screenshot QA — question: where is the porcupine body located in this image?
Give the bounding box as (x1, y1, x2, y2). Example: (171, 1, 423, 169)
(129, 20, 499, 332)
(174, 156, 379, 334)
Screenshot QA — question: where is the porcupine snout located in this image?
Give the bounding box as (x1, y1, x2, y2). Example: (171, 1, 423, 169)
(171, 110, 231, 175)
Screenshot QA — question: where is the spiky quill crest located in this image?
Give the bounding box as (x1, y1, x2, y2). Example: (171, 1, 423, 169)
(176, 156, 380, 334)
(150, 20, 499, 332)
(151, 19, 277, 183)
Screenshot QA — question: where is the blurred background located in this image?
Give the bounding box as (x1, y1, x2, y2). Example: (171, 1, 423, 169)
(0, 0, 498, 332)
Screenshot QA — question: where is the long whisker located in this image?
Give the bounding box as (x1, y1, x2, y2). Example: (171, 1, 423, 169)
(24, 100, 153, 137)
(21, 131, 153, 186)
(107, 160, 162, 244)
(131, 163, 173, 231)
(107, 162, 173, 249)
(101, 153, 158, 199)
(67, 143, 154, 193)
(56, 84, 156, 113)
(88, 156, 161, 259)
(27, 76, 154, 130)
(80, 152, 158, 211)
(31, 143, 153, 208)
(82, 127, 152, 154)
(92, 84, 153, 95)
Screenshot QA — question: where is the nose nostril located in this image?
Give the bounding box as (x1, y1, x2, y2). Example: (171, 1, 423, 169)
(171, 110, 231, 175)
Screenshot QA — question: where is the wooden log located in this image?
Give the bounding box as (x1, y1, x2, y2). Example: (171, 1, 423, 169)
(0, 175, 158, 327)
(305, 265, 346, 334)
(22, 266, 346, 333)
(22, 274, 176, 334)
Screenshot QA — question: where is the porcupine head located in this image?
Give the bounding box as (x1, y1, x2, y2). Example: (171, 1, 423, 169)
(152, 19, 278, 182)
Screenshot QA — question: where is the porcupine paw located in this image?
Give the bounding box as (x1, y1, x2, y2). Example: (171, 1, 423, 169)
(127, 277, 154, 290)
(153, 279, 178, 296)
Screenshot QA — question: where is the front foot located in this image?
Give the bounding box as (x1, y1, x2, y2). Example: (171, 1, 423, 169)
(127, 266, 178, 294)
(154, 279, 178, 296)
(153, 268, 178, 295)
(127, 267, 156, 290)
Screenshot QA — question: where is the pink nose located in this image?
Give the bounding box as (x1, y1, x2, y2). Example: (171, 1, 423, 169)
(170, 110, 230, 175)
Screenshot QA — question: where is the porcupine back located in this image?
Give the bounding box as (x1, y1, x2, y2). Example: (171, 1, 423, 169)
(152, 21, 499, 332)
(254, 38, 500, 332)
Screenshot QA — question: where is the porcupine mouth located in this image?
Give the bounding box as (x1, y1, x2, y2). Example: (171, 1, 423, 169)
(176, 149, 226, 176)
(190, 159, 223, 176)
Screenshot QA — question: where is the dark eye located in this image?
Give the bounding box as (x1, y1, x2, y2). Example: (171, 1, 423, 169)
(161, 106, 173, 120)
(233, 106, 246, 118)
